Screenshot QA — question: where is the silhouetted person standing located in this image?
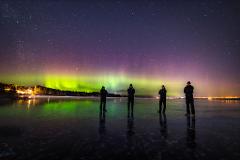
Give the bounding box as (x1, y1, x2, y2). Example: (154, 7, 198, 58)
(158, 85, 167, 113)
(184, 81, 195, 116)
(127, 84, 135, 116)
(100, 86, 108, 113)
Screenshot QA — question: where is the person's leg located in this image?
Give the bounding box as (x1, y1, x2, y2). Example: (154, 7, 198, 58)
(163, 99, 166, 113)
(127, 98, 130, 117)
(159, 100, 163, 113)
(100, 101, 103, 113)
(131, 98, 134, 116)
(103, 101, 106, 112)
(128, 98, 130, 112)
(190, 100, 195, 115)
(186, 99, 190, 115)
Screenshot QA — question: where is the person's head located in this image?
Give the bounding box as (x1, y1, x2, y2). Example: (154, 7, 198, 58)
(162, 85, 165, 89)
(129, 84, 133, 88)
(102, 86, 105, 90)
(187, 81, 191, 85)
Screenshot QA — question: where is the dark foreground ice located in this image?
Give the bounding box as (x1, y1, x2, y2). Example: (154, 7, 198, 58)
(0, 98, 240, 160)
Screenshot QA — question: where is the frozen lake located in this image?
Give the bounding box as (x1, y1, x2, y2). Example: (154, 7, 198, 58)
(0, 97, 240, 160)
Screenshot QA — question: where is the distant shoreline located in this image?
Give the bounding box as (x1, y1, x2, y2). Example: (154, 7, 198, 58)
(23, 95, 240, 101)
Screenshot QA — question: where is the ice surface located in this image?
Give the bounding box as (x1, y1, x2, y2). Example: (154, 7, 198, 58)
(0, 98, 239, 160)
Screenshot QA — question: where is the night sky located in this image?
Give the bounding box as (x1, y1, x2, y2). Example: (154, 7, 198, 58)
(0, 0, 240, 96)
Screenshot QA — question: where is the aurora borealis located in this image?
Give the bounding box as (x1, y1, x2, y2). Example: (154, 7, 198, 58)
(0, 0, 240, 96)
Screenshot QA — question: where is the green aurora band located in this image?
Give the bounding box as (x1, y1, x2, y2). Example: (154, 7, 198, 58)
(1, 73, 185, 96)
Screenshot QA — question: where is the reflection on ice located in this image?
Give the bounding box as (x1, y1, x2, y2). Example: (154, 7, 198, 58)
(0, 98, 239, 159)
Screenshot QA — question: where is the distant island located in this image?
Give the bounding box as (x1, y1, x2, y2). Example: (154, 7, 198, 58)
(0, 82, 122, 100)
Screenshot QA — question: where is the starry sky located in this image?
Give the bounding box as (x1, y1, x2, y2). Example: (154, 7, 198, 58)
(0, 0, 240, 96)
